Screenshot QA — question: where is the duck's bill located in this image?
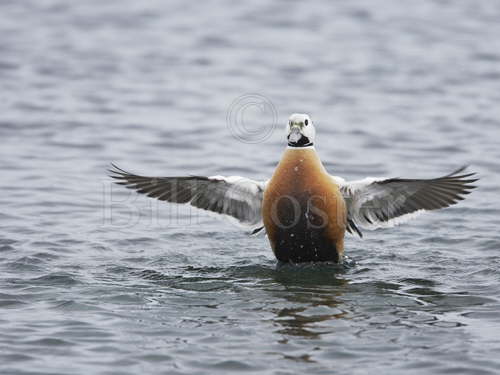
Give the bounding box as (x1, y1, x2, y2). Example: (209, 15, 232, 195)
(288, 127, 302, 144)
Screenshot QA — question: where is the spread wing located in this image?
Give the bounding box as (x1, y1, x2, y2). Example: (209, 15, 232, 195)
(332, 166, 478, 237)
(109, 164, 267, 232)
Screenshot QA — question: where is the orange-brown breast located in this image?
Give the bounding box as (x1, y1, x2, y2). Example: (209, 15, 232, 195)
(262, 148, 346, 263)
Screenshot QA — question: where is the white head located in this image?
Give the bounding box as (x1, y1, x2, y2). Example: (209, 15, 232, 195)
(287, 113, 315, 147)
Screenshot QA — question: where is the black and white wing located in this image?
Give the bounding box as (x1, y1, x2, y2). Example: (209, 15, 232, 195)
(109, 164, 267, 233)
(332, 166, 478, 237)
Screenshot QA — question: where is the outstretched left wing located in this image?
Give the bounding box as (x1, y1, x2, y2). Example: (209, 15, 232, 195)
(332, 166, 478, 237)
(109, 164, 267, 232)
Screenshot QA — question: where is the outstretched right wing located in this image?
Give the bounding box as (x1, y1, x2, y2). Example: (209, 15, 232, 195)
(109, 164, 267, 232)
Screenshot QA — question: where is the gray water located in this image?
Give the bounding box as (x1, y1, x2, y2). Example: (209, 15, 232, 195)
(1, 1, 500, 374)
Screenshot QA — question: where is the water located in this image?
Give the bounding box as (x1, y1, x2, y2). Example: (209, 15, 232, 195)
(1, 0, 500, 374)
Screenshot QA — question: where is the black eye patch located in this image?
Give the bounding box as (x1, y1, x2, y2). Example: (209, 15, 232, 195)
(304, 119, 309, 126)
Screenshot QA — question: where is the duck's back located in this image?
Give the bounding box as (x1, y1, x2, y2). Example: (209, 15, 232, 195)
(262, 148, 346, 263)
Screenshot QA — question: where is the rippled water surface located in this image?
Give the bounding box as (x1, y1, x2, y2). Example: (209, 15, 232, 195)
(1, 1, 500, 374)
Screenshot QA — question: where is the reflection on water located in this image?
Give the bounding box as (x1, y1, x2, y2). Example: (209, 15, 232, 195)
(132, 261, 495, 343)
(272, 293, 347, 338)
(271, 264, 349, 338)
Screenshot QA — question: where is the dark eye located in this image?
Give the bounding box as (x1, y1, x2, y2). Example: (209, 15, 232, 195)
(304, 119, 309, 126)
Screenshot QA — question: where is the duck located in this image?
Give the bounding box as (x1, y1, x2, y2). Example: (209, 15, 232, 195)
(110, 113, 478, 263)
